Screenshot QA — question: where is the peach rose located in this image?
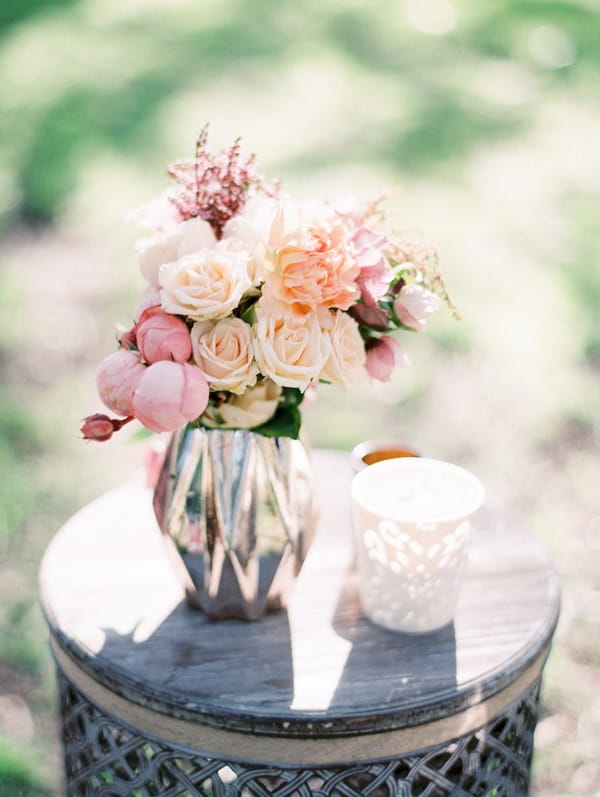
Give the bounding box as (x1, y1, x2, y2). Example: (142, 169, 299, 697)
(136, 218, 217, 285)
(320, 312, 367, 390)
(262, 214, 360, 316)
(191, 318, 258, 394)
(202, 380, 282, 429)
(96, 350, 146, 417)
(131, 361, 209, 433)
(253, 306, 330, 391)
(159, 247, 252, 321)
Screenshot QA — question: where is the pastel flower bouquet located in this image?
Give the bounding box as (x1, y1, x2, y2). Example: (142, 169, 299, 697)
(82, 128, 453, 443)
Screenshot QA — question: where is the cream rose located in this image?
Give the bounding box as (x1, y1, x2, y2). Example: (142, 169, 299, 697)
(202, 380, 282, 429)
(136, 218, 217, 285)
(221, 196, 279, 285)
(191, 318, 258, 395)
(159, 248, 252, 321)
(320, 311, 367, 390)
(253, 305, 330, 391)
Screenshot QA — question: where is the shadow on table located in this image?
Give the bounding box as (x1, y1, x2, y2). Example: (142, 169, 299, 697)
(95, 599, 295, 716)
(328, 572, 458, 713)
(94, 568, 456, 719)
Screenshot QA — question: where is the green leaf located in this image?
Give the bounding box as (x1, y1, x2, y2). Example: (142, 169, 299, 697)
(252, 405, 302, 439)
(237, 288, 261, 324)
(279, 387, 304, 409)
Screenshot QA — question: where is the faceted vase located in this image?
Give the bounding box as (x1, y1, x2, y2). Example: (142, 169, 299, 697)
(153, 427, 317, 620)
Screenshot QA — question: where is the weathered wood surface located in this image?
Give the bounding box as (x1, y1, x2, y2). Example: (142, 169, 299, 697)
(40, 449, 560, 740)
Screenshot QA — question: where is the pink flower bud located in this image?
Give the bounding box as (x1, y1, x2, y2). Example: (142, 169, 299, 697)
(80, 413, 115, 441)
(365, 335, 410, 382)
(137, 312, 192, 364)
(96, 350, 146, 416)
(393, 285, 441, 331)
(350, 302, 391, 330)
(131, 361, 209, 433)
(80, 413, 133, 442)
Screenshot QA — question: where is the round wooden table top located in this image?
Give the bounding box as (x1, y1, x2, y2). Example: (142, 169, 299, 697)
(40, 449, 560, 743)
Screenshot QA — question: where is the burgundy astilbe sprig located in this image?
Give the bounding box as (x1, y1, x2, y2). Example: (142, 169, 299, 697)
(168, 126, 273, 238)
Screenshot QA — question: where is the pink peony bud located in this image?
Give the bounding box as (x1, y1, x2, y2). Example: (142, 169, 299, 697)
(131, 361, 209, 433)
(80, 413, 133, 442)
(393, 285, 441, 332)
(96, 350, 146, 417)
(137, 312, 192, 364)
(365, 335, 410, 382)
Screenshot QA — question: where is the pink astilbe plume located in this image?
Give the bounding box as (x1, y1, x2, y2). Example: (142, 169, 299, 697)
(167, 126, 273, 238)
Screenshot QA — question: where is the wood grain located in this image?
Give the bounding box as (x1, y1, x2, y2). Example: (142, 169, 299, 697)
(40, 449, 560, 740)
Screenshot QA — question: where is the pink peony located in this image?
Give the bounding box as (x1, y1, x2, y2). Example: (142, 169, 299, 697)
(96, 350, 146, 417)
(137, 312, 192, 364)
(131, 361, 209, 433)
(394, 285, 441, 331)
(365, 335, 410, 382)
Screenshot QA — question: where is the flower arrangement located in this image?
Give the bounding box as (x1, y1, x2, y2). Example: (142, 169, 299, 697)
(81, 128, 453, 442)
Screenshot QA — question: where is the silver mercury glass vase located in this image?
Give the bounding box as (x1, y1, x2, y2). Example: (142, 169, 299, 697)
(153, 426, 317, 620)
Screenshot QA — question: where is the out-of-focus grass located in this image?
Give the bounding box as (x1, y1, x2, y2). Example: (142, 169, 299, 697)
(0, 739, 50, 797)
(1, 0, 599, 794)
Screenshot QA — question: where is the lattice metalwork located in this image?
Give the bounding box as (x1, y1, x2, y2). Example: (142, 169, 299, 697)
(57, 671, 540, 796)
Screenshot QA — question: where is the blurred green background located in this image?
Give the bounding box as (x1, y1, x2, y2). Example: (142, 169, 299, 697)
(1, 0, 599, 794)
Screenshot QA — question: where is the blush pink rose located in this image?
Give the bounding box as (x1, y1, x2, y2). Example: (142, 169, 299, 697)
(96, 350, 146, 416)
(394, 285, 441, 331)
(131, 361, 209, 433)
(137, 312, 192, 364)
(365, 335, 410, 382)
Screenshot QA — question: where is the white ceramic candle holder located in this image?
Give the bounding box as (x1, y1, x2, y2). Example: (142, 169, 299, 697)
(351, 457, 485, 633)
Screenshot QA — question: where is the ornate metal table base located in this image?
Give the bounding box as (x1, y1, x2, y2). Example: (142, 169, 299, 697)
(58, 670, 540, 797)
